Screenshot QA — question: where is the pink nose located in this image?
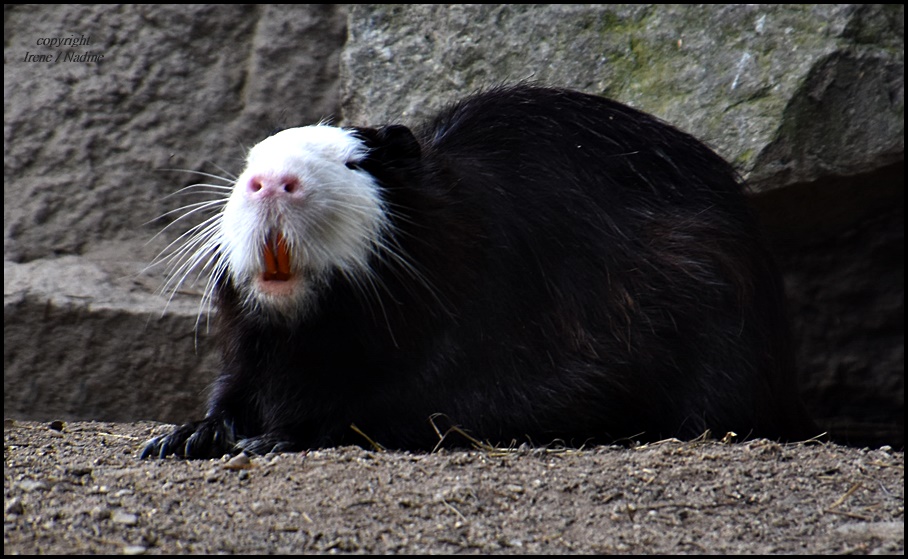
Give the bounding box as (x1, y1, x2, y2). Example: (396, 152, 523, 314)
(246, 175, 301, 199)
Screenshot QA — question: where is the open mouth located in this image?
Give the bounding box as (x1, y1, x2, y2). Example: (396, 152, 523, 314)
(262, 231, 292, 282)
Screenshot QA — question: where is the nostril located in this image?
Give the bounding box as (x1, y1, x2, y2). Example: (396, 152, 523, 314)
(283, 179, 299, 193)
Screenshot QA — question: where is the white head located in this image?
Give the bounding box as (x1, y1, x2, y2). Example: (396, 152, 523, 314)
(219, 125, 387, 320)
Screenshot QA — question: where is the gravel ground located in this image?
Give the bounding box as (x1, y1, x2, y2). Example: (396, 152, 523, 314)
(3, 420, 904, 554)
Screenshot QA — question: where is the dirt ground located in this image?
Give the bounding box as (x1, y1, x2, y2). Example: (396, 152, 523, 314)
(3, 420, 903, 555)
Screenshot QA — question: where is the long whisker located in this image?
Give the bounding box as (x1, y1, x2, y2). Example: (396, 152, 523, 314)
(149, 169, 234, 332)
(157, 167, 238, 183)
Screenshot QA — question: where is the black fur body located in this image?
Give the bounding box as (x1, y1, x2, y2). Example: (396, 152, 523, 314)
(143, 85, 816, 459)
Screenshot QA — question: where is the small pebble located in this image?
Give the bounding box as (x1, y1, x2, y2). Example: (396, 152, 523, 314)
(224, 453, 253, 470)
(111, 510, 139, 526)
(5, 496, 24, 515)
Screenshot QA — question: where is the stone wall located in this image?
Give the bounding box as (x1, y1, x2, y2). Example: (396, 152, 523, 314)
(4, 5, 903, 447)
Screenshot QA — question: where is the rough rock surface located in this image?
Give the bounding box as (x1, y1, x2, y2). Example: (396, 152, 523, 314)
(3, 421, 904, 554)
(5, 4, 346, 262)
(341, 5, 903, 190)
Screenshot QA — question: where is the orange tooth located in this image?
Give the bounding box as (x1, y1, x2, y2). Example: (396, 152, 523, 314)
(262, 232, 291, 281)
(275, 232, 291, 277)
(263, 235, 278, 277)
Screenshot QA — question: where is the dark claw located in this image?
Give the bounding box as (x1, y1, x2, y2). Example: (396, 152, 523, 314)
(139, 435, 164, 460)
(158, 437, 172, 459)
(184, 429, 213, 458)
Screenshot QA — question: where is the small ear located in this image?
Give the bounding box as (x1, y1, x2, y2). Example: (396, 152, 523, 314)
(375, 125, 422, 160)
(351, 125, 421, 166)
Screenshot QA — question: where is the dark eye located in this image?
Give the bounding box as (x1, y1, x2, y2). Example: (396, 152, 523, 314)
(345, 161, 362, 171)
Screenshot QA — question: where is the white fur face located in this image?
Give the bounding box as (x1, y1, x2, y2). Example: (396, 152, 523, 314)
(220, 125, 387, 321)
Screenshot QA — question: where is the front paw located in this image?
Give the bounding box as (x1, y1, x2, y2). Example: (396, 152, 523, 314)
(235, 433, 303, 456)
(141, 417, 237, 459)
